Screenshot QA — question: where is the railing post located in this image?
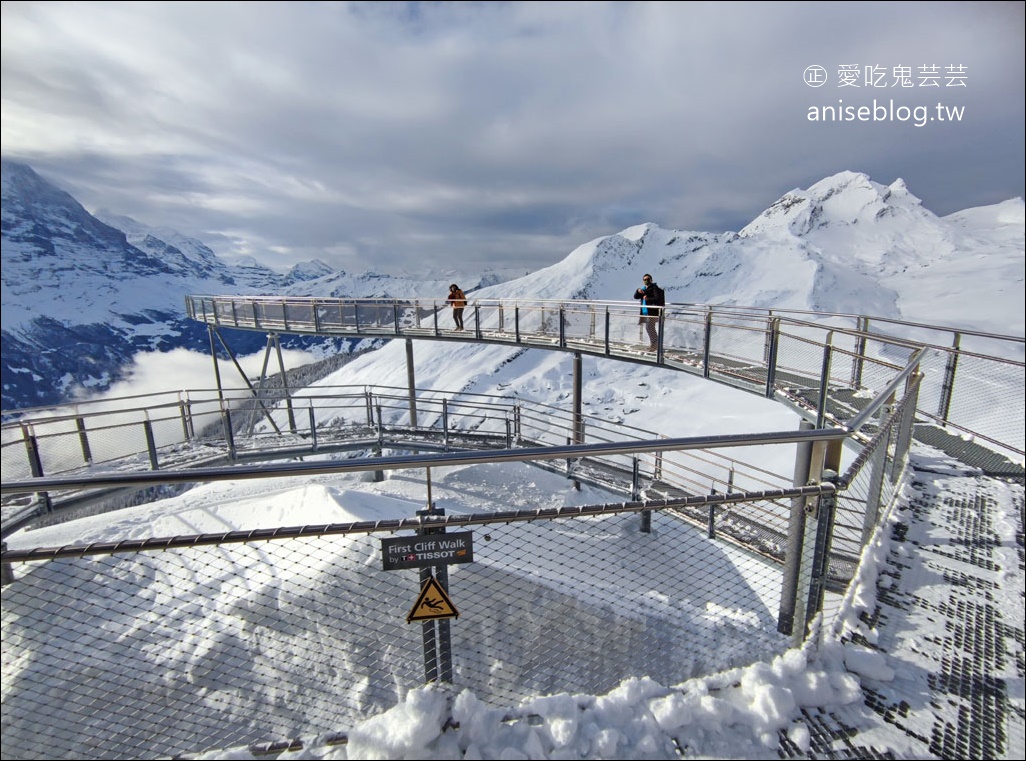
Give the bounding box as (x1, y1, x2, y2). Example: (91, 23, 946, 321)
(656, 308, 665, 362)
(442, 399, 450, 451)
(22, 423, 43, 479)
(179, 397, 195, 441)
(570, 352, 583, 490)
(937, 333, 961, 424)
(852, 315, 869, 389)
(703, 309, 713, 379)
(76, 416, 93, 464)
(20, 423, 52, 514)
(572, 353, 583, 445)
(632, 457, 651, 533)
(222, 408, 236, 462)
(143, 418, 159, 470)
(374, 404, 385, 482)
(498, 303, 505, 332)
(514, 306, 521, 343)
(364, 389, 374, 426)
(604, 307, 611, 357)
(802, 471, 840, 638)
(406, 339, 418, 428)
(779, 420, 814, 635)
(764, 317, 781, 399)
(589, 305, 596, 341)
(816, 332, 834, 428)
(308, 404, 318, 452)
(474, 304, 481, 340)
(791, 438, 842, 645)
(631, 457, 640, 500)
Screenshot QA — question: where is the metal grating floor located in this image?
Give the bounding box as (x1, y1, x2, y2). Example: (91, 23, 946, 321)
(776, 447, 1025, 760)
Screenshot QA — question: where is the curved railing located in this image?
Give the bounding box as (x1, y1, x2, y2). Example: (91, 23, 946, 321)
(184, 295, 1024, 458)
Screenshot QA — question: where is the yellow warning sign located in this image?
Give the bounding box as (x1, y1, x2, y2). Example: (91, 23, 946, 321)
(407, 575, 459, 623)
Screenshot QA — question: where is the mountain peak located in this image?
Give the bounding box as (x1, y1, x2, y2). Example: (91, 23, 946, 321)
(284, 259, 338, 284)
(740, 170, 930, 238)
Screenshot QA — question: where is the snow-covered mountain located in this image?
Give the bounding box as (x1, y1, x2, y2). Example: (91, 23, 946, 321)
(453, 170, 1021, 331)
(0, 161, 495, 410)
(3, 161, 1023, 413)
(275, 172, 1023, 447)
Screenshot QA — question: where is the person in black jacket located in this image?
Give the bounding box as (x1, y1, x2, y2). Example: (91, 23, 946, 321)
(633, 273, 665, 350)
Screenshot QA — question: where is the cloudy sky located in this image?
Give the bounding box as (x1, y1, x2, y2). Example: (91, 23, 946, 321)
(2, 1, 1023, 276)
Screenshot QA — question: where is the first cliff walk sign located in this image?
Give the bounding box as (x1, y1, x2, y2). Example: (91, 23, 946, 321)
(380, 531, 474, 571)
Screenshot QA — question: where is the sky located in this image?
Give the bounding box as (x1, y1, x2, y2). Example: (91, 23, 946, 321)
(2, 188, 1023, 758)
(2, 1, 1024, 276)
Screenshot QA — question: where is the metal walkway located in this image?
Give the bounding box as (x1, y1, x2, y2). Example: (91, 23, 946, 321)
(778, 451, 1025, 759)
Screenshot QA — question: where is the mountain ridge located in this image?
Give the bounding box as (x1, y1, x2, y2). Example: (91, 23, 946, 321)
(2, 159, 1022, 412)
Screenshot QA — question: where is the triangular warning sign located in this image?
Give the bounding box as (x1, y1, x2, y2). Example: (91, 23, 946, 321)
(407, 575, 459, 623)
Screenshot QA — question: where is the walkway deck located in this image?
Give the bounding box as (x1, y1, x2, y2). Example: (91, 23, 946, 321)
(780, 448, 1025, 759)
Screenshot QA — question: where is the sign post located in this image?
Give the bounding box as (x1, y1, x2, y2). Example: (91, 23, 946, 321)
(381, 512, 473, 683)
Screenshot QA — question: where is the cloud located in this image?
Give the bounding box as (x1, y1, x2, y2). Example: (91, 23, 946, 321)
(71, 347, 319, 403)
(3, 2, 1023, 275)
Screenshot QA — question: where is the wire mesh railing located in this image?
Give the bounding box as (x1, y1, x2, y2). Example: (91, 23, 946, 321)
(2, 491, 822, 761)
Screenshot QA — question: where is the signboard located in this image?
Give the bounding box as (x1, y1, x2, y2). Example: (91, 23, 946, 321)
(381, 531, 474, 571)
(407, 575, 459, 623)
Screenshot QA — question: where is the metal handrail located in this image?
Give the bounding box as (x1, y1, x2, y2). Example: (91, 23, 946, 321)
(3, 297, 1021, 503)
(1, 427, 848, 496)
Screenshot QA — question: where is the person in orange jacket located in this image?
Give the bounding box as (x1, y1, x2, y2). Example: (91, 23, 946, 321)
(447, 283, 467, 330)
